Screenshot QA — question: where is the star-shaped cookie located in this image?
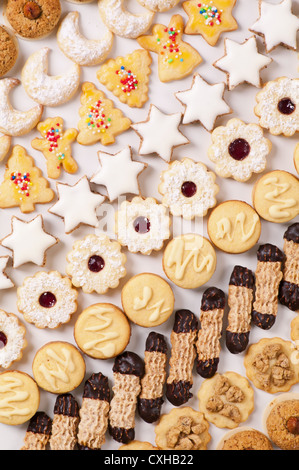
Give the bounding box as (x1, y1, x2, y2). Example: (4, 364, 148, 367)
(1, 215, 58, 268)
(0, 257, 14, 290)
(214, 36, 272, 90)
(91, 146, 147, 202)
(175, 74, 231, 131)
(131, 105, 189, 162)
(250, 0, 299, 53)
(183, 0, 238, 46)
(49, 176, 105, 233)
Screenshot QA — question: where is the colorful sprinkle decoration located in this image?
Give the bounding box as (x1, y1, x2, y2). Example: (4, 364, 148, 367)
(198, 2, 222, 26)
(116, 66, 138, 95)
(86, 100, 111, 133)
(11, 172, 32, 197)
(157, 27, 184, 65)
(45, 123, 66, 169)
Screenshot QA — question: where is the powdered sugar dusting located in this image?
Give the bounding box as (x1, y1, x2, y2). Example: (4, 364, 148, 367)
(0, 311, 26, 369)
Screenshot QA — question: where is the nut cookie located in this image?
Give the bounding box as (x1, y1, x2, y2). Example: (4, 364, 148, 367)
(244, 337, 299, 394)
(198, 371, 254, 429)
(217, 427, 273, 450)
(0, 25, 18, 77)
(0, 310, 27, 369)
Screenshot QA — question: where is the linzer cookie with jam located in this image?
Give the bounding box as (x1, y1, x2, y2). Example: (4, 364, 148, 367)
(252, 244, 284, 330)
(226, 265, 254, 354)
(49, 394, 80, 450)
(166, 309, 198, 406)
(279, 223, 299, 312)
(196, 287, 225, 378)
(138, 332, 168, 423)
(21, 412, 52, 450)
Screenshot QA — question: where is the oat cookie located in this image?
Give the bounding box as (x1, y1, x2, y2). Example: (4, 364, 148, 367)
(138, 14, 203, 82)
(0, 25, 18, 77)
(0, 310, 27, 369)
(49, 394, 80, 451)
(198, 371, 254, 429)
(244, 337, 299, 394)
(155, 407, 211, 450)
(74, 303, 131, 360)
(163, 233, 217, 289)
(208, 200, 261, 254)
(0, 145, 54, 213)
(121, 273, 174, 328)
(0, 370, 40, 426)
(217, 427, 273, 450)
(166, 309, 198, 406)
(21, 412, 52, 450)
(253, 170, 299, 224)
(66, 234, 126, 294)
(17, 271, 78, 330)
(32, 341, 85, 394)
(279, 223, 299, 312)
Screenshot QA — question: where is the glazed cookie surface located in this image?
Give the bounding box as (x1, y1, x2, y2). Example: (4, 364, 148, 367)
(0, 310, 27, 369)
(121, 273, 174, 327)
(5, 0, 61, 39)
(217, 427, 273, 450)
(74, 303, 131, 360)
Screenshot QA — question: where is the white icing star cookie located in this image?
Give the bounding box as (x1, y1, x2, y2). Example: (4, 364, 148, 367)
(214, 36, 272, 90)
(91, 146, 147, 202)
(0, 257, 14, 290)
(131, 105, 189, 162)
(49, 176, 105, 234)
(1, 215, 58, 268)
(175, 74, 231, 131)
(250, 0, 299, 53)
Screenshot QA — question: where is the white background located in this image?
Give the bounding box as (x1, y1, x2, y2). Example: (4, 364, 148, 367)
(0, 0, 298, 450)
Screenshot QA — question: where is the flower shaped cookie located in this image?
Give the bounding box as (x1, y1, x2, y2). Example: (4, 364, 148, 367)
(208, 118, 272, 182)
(66, 234, 127, 294)
(159, 158, 219, 219)
(115, 196, 171, 255)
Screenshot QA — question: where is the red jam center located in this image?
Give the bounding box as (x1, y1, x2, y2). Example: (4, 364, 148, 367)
(39, 292, 57, 308)
(0, 332, 7, 349)
(133, 216, 151, 234)
(88, 255, 105, 273)
(278, 97, 296, 115)
(181, 181, 197, 198)
(228, 138, 251, 161)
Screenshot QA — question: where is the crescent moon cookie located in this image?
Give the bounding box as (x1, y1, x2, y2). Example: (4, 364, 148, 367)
(138, 14, 203, 82)
(17, 271, 78, 329)
(163, 233, 217, 289)
(158, 158, 219, 220)
(21, 48, 81, 107)
(0, 78, 43, 137)
(0, 370, 40, 426)
(250, 0, 299, 53)
(214, 36, 272, 91)
(74, 303, 131, 360)
(207, 200, 261, 254)
(66, 233, 127, 294)
(96, 49, 152, 108)
(0, 310, 27, 369)
(77, 82, 131, 146)
(4, 0, 61, 40)
(254, 77, 299, 137)
(57, 11, 113, 67)
(32, 117, 78, 179)
(0, 145, 54, 214)
(137, 0, 180, 11)
(207, 118, 272, 182)
(0, 25, 18, 77)
(183, 0, 238, 46)
(252, 170, 299, 224)
(98, 0, 154, 39)
(0, 134, 11, 163)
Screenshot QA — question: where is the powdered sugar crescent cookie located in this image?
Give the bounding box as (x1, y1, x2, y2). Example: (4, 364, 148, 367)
(137, 0, 180, 11)
(57, 11, 113, 66)
(97, 49, 152, 108)
(98, 0, 154, 39)
(198, 372, 254, 429)
(254, 77, 299, 137)
(208, 118, 272, 182)
(77, 82, 131, 146)
(294, 143, 299, 175)
(17, 271, 78, 329)
(0, 310, 27, 369)
(158, 158, 219, 219)
(138, 14, 203, 82)
(0, 134, 11, 162)
(66, 233, 127, 294)
(0, 145, 54, 213)
(32, 117, 78, 179)
(0, 78, 43, 137)
(21, 48, 81, 107)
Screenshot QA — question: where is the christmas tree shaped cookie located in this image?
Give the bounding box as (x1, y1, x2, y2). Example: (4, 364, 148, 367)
(32, 117, 78, 179)
(0, 145, 54, 213)
(77, 82, 132, 146)
(137, 14, 203, 82)
(97, 49, 152, 108)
